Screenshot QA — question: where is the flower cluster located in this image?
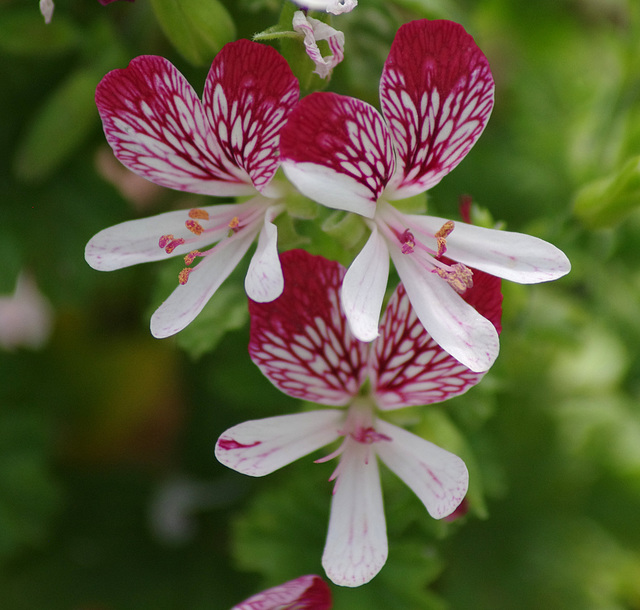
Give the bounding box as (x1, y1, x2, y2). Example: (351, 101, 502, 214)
(85, 7, 570, 592)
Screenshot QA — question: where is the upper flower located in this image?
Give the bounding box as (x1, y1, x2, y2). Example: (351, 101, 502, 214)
(279, 19, 571, 372)
(216, 249, 502, 586)
(231, 574, 332, 610)
(85, 40, 300, 337)
(290, 0, 357, 14)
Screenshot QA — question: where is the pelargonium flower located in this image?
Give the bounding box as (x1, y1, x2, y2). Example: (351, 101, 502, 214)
(215, 249, 502, 587)
(85, 40, 299, 337)
(279, 19, 570, 372)
(293, 11, 345, 79)
(231, 574, 332, 610)
(290, 0, 357, 14)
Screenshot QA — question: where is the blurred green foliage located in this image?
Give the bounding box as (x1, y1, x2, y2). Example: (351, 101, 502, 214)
(1, 0, 640, 608)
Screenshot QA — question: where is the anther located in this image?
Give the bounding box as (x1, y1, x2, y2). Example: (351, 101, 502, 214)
(399, 229, 415, 254)
(433, 263, 473, 294)
(159, 236, 185, 254)
(158, 234, 174, 249)
(435, 220, 455, 257)
(188, 208, 210, 220)
(178, 268, 193, 285)
(184, 250, 201, 266)
(185, 219, 204, 235)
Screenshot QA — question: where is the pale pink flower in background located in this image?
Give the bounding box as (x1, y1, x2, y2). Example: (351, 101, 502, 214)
(216, 249, 502, 587)
(39, 0, 54, 23)
(280, 19, 571, 373)
(0, 273, 53, 351)
(293, 11, 345, 79)
(85, 40, 299, 338)
(231, 574, 332, 610)
(290, 0, 357, 14)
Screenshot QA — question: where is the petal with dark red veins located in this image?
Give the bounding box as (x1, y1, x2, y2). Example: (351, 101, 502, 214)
(371, 277, 501, 409)
(203, 39, 300, 194)
(231, 574, 332, 610)
(380, 20, 494, 199)
(375, 420, 468, 519)
(96, 55, 255, 197)
(280, 93, 395, 218)
(215, 410, 343, 477)
(249, 250, 368, 405)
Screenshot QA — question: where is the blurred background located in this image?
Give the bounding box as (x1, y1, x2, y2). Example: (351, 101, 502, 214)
(1, 0, 640, 608)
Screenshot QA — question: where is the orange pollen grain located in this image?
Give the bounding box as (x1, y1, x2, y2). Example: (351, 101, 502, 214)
(184, 250, 201, 266)
(188, 208, 210, 220)
(435, 220, 455, 257)
(178, 268, 193, 285)
(434, 263, 473, 294)
(185, 219, 204, 235)
(228, 216, 240, 231)
(164, 238, 185, 254)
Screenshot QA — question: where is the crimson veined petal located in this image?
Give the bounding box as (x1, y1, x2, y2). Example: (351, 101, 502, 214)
(231, 574, 332, 610)
(371, 277, 500, 409)
(215, 410, 343, 477)
(341, 225, 389, 342)
(203, 39, 300, 194)
(280, 93, 395, 218)
(249, 250, 368, 405)
(380, 20, 494, 199)
(322, 438, 388, 587)
(375, 420, 468, 519)
(150, 224, 260, 338)
(390, 247, 500, 373)
(244, 206, 284, 303)
(408, 214, 572, 283)
(96, 55, 256, 197)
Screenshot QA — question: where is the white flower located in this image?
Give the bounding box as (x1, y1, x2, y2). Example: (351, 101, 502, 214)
(290, 0, 357, 15)
(279, 19, 571, 372)
(293, 11, 345, 79)
(216, 249, 502, 586)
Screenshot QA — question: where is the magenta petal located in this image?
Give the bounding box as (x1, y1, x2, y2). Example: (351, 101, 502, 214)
(371, 282, 490, 409)
(203, 39, 300, 194)
(249, 250, 368, 405)
(231, 575, 332, 610)
(96, 55, 255, 197)
(380, 20, 494, 199)
(280, 93, 395, 218)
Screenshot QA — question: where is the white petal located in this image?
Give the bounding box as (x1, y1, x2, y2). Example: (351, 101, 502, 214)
(215, 410, 343, 477)
(245, 208, 284, 302)
(293, 12, 345, 80)
(150, 227, 258, 338)
(408, 215, 571, 284)
(322, 440, 387, 587)
(341, 226, 390, 342)
(390, 247, 499, 373)
(290, 0, 357, 14)
(40, 0, 54, 23)
(375, 420, 468, 519)
(84, 204, 239, 271)
(282, 161, 377, 219)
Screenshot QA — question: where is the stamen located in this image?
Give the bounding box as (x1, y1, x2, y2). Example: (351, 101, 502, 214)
(435, 220, 455, 257)
(351, 426, 391, 444)
(399, 229, 415, 254)
(185, 219, 204, 235)
(159, 235, 186, 254)
(184, 250, 201, 266)
(188, 208, 210, 220)
(178, 267, 193, 285)
(225, 216, 241, 238)
(433, 263, 474, 294)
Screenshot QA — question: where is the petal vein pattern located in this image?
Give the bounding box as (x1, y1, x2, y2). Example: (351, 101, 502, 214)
(231, 574, 332, 610)
(96, 40, 299, 197)
(380, 20, 494, 198)
(280, 93, 394, 218)
(249, 250, 368, 405)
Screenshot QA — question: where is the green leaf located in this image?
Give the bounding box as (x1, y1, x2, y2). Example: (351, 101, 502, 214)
(13, 68, 99, 182)
(573, 155, 640, 228)
(0, 9, 80, 56)
(149, 0, 236, 66)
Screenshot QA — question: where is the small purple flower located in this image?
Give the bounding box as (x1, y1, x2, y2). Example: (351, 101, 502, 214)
(216, 249, 502, 587)
(279, 19, 570, 372)
(85, 40, 299, 337)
